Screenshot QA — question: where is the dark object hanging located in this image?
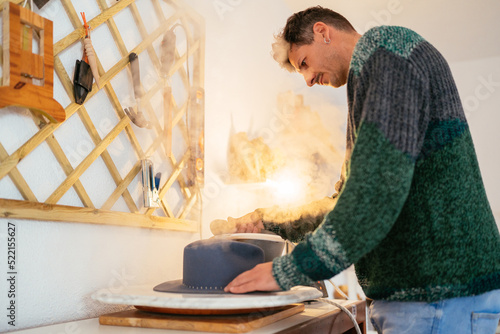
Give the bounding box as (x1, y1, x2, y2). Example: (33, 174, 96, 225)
(73, 59, 93, 104)
(73, 12, 93, 105)
(33, 0, 51, 9)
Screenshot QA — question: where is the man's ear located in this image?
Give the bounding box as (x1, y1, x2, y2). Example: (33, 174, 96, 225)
(313, 22, 330, 40)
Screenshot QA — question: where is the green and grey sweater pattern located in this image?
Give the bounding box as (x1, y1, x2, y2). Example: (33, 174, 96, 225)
(271, 26, 500, 302)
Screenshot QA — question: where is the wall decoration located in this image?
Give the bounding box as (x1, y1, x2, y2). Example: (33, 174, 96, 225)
(0, 0, 205, 231)
(0, 2, 65, 122)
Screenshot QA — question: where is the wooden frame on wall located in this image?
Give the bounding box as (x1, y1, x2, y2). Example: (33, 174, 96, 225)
(0, 0, 205, 231)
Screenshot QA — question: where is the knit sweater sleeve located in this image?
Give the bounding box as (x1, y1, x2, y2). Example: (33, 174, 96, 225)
(272, 28, 430, 289)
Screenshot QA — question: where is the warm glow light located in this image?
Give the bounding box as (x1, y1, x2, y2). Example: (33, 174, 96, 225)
(265, 169, 306, 205)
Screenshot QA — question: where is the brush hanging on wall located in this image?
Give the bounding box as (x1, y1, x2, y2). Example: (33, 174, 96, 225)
(0, 2, 65, 122)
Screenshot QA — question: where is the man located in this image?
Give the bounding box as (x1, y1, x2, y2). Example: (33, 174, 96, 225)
(223, 6, 500, 333)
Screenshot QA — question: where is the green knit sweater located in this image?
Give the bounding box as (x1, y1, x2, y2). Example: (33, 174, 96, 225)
(271, 26, 500, 302)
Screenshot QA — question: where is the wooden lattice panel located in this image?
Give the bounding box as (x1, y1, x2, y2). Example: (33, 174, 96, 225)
(0, 0, 205, 231)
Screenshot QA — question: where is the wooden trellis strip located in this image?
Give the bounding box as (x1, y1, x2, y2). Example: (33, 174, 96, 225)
(0, 121, 63, 181)
(151, 0, 166, 21)
(120, 4, 189, 162)
(139, 85, 172, 159)
(45, 116, 130, 204)
(101, 162, 140, 211)
(102, 85, 145, 160)
(52, 55, 139, 212)
(53, 55, 143, 170)
(44, 133, 95, 208)
(159, 200, 174, 218)
(54, 0, 191, 217)
(76, 107, 139, 212)
(168, 145, 192, 201)
(0, 0, 204, 230)
(100, 129, 165, 211)
(129, 2, 162, 71)
(173, 102, 187, 127)
(113, 22, 201, 210)
(178, 188, 199, 220)
(0, 198, 198, 231)
(0, 143, 37, 202)
(166, 102, 192, 201)
(53, 51, 143, 165)
(95, 0, 128, 55)
(54, 0, 135, 55)
(0, 51, 111, 183)
(97, 0, 164, 156)
(23, 113, 94, 207)
(60, 0, 82, 30)
(83, 14, 181, 94)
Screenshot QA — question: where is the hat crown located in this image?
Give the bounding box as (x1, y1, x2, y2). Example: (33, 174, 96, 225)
(182, 239, 264, 291)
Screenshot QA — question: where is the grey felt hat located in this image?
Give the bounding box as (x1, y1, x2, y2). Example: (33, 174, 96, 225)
(154, 239, 265, 294)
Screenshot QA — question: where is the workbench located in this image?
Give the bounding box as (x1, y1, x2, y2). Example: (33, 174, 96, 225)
(11, 299, 366, 334)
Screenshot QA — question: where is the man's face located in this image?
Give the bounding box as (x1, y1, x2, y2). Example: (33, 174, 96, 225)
(288, 33, 347, 88)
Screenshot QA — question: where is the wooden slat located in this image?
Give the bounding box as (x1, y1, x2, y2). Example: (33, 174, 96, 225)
(0, 121, 61, 181)
(95, 0, 128, 54)
(102, 85, 145, 160)
(129, 2, 162, 71)
(0, 198, 198, 231)
(45, 116, 130, 204)
(0, 143, 37, 202)
(54, 0, 135, 55)
(0, 0, 205, 230)
(54, 52, 145, 166)
(76, 107, 139, 212)
(116, 5, 182, 161)
(159, 201, 174, 218)
(100, 131, 165, 211)
(45, 133, 95, 208)
(24, 107, 93, 207)
(59, 0, 81, 28)
(52, 54, 139, 211)
(101, 162, 140, 211)
(58, 1, 157, 213)
(178, 189, 198, 220)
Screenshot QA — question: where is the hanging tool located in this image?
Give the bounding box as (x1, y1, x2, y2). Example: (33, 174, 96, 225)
(160, 27, 177, 157)
(187, 87, 205, 187)
(123, 107, 152, 128)
(81, 12, 100, 88)
(129, 52, 145, 101)
(141, 159, 160, 208)
(33, 0, 50, 9)
(73, 12, 97, 104)
(124, 53, 151, 128)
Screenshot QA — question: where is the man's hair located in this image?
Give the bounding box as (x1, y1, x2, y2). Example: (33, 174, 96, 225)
(272, 6, 355, 72)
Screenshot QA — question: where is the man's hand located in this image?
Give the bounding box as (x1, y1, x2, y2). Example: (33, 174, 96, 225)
(224, 262, 280, 293)
(228, 211, 264, 233)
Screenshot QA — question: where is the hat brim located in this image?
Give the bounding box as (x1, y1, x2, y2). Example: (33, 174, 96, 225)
(154, 279, 281, 295)
(154, 279, 227, 294)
